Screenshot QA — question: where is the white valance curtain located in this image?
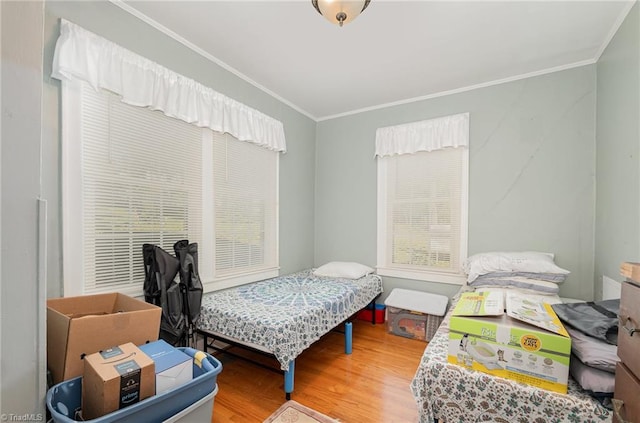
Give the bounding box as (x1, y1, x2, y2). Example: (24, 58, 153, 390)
(52, 19, 287, 153)
(375, 112, 469, 158)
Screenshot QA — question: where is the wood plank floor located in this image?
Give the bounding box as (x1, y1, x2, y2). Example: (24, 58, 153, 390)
(208, 318, 427, 423)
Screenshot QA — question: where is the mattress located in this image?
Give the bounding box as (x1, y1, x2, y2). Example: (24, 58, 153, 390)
(410, 289, 613, 423)
(198, 269, 383, 370)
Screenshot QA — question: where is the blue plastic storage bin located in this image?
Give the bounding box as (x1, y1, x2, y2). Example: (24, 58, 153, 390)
(46, 348, 222, 423)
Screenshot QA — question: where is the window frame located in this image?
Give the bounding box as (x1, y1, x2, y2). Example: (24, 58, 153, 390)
(376, 148, 469, 285)
(61, 80, 279, 297)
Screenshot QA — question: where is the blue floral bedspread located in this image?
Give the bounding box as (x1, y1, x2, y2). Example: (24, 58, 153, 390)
(199, 269, 383, 370)
(410, 294, 612, 423)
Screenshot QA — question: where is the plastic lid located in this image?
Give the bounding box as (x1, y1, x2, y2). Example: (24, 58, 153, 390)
(384, 288, 449, 316)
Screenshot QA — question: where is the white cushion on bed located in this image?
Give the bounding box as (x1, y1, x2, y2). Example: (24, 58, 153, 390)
(313, 262, 374, 279)
(463, 251, 570, 282)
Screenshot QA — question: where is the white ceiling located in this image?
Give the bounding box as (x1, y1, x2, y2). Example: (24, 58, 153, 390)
(120, 1, 634, 121)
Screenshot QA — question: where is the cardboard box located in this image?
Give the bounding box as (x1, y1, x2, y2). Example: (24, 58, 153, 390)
(384, 289, 448, 341)
(82, 342, 155, 420)
(47, 293, 161, 384)
(448, 291, 571, 393)
(621, 261, 640, 283)
(139, 340, 193, 394)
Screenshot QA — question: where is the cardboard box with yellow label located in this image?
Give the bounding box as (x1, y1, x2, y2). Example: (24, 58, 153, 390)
(448, 291, 571, 394)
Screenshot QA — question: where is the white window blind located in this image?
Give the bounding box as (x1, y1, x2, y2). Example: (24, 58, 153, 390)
(376, 116, 469, 284)
(75, 83, 204, 294)
(212, 132, 279, 279)
(63, 81, 279, 296)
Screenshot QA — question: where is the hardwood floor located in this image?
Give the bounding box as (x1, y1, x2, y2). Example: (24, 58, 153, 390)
(208, 318, 427, 423)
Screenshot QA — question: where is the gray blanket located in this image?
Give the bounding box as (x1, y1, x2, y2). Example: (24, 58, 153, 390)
(551, 299, 619, 345)
(566, 326, 618, 373)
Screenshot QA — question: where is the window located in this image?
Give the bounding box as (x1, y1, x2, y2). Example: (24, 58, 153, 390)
(62, 81, 279, 296)
(210, 131, 279, 286)
(376, 114, 469, 284)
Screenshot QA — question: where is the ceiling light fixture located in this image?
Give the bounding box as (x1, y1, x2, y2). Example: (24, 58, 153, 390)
(311, 0, 371, 27)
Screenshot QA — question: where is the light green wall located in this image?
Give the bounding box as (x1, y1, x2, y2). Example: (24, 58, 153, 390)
(42, 1, 317, 297)
(595, 2, 640, 295)
(315, 66, 597, 301)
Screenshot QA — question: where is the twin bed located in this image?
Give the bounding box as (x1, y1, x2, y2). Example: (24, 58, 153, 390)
(410, 288, 614, 423)
(194, 260, 614, 421)
(196, 268, 383, 398)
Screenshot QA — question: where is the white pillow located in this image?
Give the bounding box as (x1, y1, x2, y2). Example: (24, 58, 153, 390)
(468, 275, 560, 294)
(313, 262, 374, 279)
(463, 251, 570, 282)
